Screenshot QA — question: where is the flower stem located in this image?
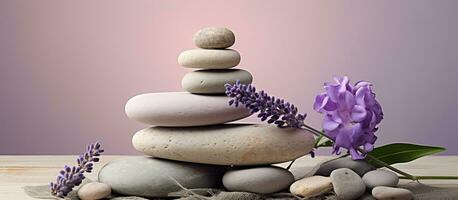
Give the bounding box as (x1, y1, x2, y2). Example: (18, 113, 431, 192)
(302, 124, 418, 181)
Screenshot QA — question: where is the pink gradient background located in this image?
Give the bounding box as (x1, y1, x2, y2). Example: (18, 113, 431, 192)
(1, 1, 458, 155)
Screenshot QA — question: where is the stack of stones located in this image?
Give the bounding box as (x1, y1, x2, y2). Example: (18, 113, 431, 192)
(97, 27, 315, 198)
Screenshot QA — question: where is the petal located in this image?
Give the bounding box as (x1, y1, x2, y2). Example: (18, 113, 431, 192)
(313, 93, 327, 112)
(334, 127, 353, 149)
(325, 84, 340, 102)
(323, 116, 340, 131)
(349, 148, 365, 160)
(351, 105, 367, 122)
(340, 91, 356, 111)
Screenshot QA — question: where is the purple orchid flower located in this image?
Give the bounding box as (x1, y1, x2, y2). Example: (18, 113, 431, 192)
(314, 76, 383, 159)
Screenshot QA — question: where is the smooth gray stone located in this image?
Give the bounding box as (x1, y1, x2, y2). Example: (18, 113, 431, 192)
(132, 124, 315, 166)
(315, 157, 376, 177)
(362, 169, 399, 189)
(222, 166, 294, 194)
(98, 157, 225, 198)
(181, 69, 253, 94)
(178, 49, 241, 69)
(330, 168, 366, 200)
(193, 27, 235, 49)
(372, 186, 413, 200)
(125, 92, 251, 126)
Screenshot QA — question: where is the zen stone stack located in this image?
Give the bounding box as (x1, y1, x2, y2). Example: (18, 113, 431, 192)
(98, 27, 316, 198)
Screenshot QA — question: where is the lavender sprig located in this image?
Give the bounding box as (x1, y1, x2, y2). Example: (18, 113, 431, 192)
(50, 142, 104, 198)
(224, 80, 307, 128)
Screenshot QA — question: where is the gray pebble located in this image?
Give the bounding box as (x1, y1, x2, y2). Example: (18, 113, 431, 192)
(330, 168, 366, 200)
(362, 169, 399, 189)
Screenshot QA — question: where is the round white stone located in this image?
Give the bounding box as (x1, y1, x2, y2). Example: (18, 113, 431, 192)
(125, 92, 251, 126)
(193, 27, 235, 49)
(77, 182, 111, 200)
(181, 69, 253, 94)
(98, 157, 224, 198)
(290, 176, 333, 198)
(132, 123, 316, 165)
(178, 49, 240, 69)
(222, 166, 294, 194)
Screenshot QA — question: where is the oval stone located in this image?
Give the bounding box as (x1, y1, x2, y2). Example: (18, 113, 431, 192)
(222, 166, 294, 194)
(362, 169, 399, 189)
(125, 92, 251, 126)
(178, 49, 241, 69)
(181, 69, 253, 94)
(77, 182, 111, 200)
(330, 168, 366, 200)
(132, 124, 315, 165)
(372, 186, 413, 200)
(290, 176, 333, 198)
(98, 157, 225, 198)
(193, 27, 235, 49)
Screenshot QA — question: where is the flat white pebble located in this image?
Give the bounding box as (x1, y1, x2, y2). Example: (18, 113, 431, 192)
(77, 182, 111, 200)
(372, 186, 413, 200)
(178, 49, 241, 69)
(289, 176, 333, 198)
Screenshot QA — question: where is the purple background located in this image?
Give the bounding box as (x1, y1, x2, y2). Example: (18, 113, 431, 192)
(1, 1, 458, 155)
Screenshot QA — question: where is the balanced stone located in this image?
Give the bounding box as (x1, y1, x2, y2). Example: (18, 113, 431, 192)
(362, 169, 399, 189)
(330, 168, 366, 200)
(372, 186, 413, 200)
(182, 69, 253, 94)
(315, 157, 376, 177)
(125, 92, 250, 126)
(289, 176, 333, 198)
(132, 123, 315, 165)
(178, 49, 240, 69)
(77, 182, 111, 200)
(98, 157, 225, 198)
(222, 166, 294, 194)
(193, 27, 235, 49)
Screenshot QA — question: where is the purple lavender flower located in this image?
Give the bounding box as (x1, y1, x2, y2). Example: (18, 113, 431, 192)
(224, 80, 307, 128)
(314, 76, 383, 159)
(50, 142, 104, 197)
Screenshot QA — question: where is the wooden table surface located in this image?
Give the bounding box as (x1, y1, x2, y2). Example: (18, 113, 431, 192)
(1, 155, 458, 199)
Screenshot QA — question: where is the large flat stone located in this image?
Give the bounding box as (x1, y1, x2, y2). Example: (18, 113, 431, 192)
(125, 92, 251, 126)
(132, 124, 315, 165)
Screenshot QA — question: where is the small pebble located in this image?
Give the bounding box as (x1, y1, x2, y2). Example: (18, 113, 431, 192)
(223, 166, 294, 194)
(330, 168, 366, 200)
(193, 27, 235, 49)
(77, 182, 111, 200)
(362, 169, 399, 189)
(289, 176, 333, 198)
(372, 186, 413, 200)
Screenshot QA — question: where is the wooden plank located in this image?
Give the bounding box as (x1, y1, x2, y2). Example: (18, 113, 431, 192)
(0, 155, 457, 199)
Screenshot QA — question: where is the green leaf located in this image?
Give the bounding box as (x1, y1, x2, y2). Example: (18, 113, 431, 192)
(314, 135, 333, 148)
(366, 143, 446, 168)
